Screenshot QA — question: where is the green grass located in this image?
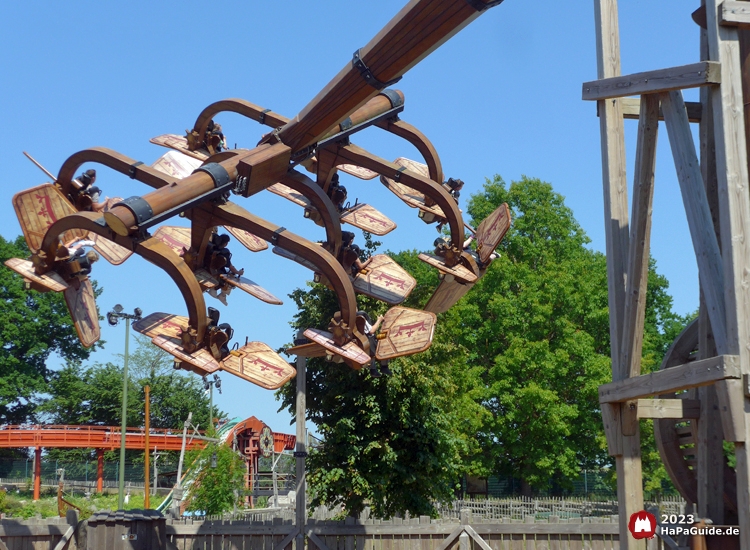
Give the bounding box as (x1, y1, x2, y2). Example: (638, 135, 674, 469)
(0, 489, 166, 520)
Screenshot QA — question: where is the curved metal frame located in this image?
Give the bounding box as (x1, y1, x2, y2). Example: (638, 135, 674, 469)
(39, 211, 208, 343)
(376, 118, 444, 185)
(56, 147, 177, 200)
(191, 99, 288, 150)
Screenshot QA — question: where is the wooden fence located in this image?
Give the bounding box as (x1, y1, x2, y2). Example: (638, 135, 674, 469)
(0, 510, 80, 550)
(166, 513, 625, 550)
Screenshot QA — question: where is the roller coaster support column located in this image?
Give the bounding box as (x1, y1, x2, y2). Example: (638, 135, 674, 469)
(96, 449, 104, 494)
(295, 331, 307, 550)
(33, 447, 41, 501)
(144, 385, 151, 509)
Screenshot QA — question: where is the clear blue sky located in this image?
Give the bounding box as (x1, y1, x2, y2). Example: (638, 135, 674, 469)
(1, 1, 701, 434)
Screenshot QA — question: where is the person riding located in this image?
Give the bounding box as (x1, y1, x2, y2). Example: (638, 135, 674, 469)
(204, 233, 244, 305)
(338, 231, 366, 277)
(67, 248, 100, 278)
(327, 175, 349, 213)
(355, 311, 391, 377)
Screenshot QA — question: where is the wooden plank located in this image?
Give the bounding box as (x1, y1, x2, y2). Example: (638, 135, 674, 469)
(599, 354, 740, 403)
(635, 398, 701, 419)
(660, 90, 728, 354)
(615, 98, 702, 122)
(582, 61, 721, 101)
(705, 1, 750, 544)
(620, 93, 659, 381)
(719, 1, 750, 27)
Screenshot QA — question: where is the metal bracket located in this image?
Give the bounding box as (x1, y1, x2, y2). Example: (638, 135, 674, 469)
(379, 89, 404, 109)
(271, 227, 286, 245)
(339, 117, 353, 131)
(393, 166, 407, 182)
(128, 161, 144, 179)
(193, 162, 231, 188)
(464, 0, 504, 11)
(114, 196, 153, 225)
(258, 108, 271, 125)
(352, 49, 402, 90)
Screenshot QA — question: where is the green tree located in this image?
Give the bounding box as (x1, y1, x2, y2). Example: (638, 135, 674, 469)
(0, 235, 101, 425)
(185, 439, 246, 515)
(280, 174, 689, 510)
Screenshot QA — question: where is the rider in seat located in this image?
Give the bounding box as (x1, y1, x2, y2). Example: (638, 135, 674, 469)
(338, 231, 366, 278)
(204, 233, 244, 306)
(356, 311, 389, 377)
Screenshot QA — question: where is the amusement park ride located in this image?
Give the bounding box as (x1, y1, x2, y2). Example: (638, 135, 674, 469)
(5, 2, 510, 390)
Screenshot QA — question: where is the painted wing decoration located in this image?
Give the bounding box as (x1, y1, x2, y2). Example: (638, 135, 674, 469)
(375, 307, 437, 361)
(4, 258, 69, 293)
(220, 342, 296, 389)
(353, 254, 415, 305)
(220, 274, 283, 305)
(13, 184, 88, 252)
(268, 183, 311, 208)
(272, 246, 320, 273)
(64, 279, 100, 348)
(474, 203, 511, 265)
(303, 328, 371, 367)
(152, 226, 191, 256)
(133, 313, 220, 375)
(224, 226, 268, 252)
(82, 233, 133, 265)
(340, 203, 396, 236)
(269, 183, 396, 236)
(380, 158, 445, 219)
(424, 275, 474, 314)
(151, 150, 203, 179)
(338, 164, 379, 180)
(417, 253, 478, 284)
(149, 134, 207, 161)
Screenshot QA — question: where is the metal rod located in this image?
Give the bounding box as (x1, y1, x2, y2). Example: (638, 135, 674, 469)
(144, 385, 150, 509)
(118, 320, 130, 509)
(295, 331, 307, 544)
(23, 151, 57, 182)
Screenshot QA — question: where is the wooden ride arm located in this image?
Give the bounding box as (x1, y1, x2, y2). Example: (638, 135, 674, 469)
(273, 0, 496, 152)
(334, 143, 465, 253)
(38, 211, 208, 343)
(280, 169, 343, 257)
(376, 118, 444, 185)
(200, 201, 368, 351)
(191, 99, 289, 147)
(56, 147, 177, 200)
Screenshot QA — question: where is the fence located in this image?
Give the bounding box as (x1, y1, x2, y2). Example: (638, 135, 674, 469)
(165, 512, 624, 550)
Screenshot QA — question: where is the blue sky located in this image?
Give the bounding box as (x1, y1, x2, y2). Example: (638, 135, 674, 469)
(1, 1, 701, 434)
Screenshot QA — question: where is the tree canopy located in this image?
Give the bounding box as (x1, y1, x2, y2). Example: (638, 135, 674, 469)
(0, 235, 101, 425)
(279, 175, 690, 515)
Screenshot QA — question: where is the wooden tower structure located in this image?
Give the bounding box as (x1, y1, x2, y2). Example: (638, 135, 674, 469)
(589, 0, 750, 547)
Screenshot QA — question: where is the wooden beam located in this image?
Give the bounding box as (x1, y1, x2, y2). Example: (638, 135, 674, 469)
(612, 97, 702, 122)
(599, 354, 740, 403)
(594, 2, 642, 547)
(583, 61, 721, 101)
(660, 90, 728, 354)
(635, 399, 701, 419)
(706, 0, 750, 542)
(719, 1, 750, 28)
(620, 94, 658, 380)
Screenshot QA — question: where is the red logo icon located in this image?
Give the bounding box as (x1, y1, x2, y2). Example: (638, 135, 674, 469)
(628, 511, 657, 539)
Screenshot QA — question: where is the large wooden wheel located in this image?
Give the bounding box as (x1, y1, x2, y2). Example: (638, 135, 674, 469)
(654, 319, 737, 516)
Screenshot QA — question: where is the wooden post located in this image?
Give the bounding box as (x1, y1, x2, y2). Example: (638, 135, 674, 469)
(593, 1, 644, 546)
(33, 446, 41, 501)
(96, 448, 104, 494)
(705, 0, 750, 545)
(697, 13, 725, 523)
(295, 335, 307, 550)
(144, 385, 150, 509)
